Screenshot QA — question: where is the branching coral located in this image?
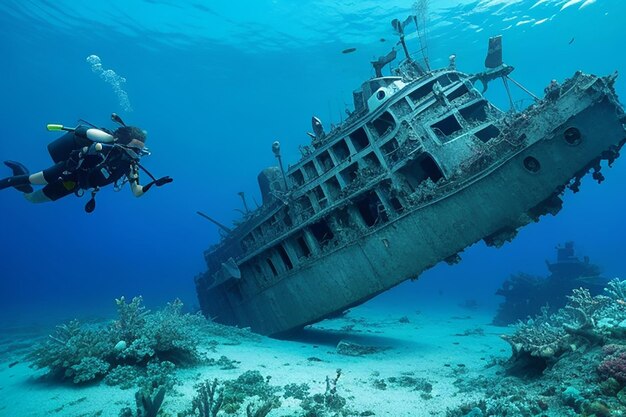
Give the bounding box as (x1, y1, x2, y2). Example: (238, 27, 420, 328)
(503, 280, 626, 377)
(188, 379, 224, 417)
(119, 386, 166, 417)
(28, 297, 208, 384)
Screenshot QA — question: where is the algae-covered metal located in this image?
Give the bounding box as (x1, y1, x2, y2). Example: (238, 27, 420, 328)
(195, 32, 626, 336)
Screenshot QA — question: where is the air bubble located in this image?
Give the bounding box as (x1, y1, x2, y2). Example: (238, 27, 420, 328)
(86, 55, 133, 112)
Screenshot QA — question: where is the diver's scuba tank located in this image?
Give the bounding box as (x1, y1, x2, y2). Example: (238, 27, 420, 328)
(46, 130, 91, 164)
(46, 124, 114, 164)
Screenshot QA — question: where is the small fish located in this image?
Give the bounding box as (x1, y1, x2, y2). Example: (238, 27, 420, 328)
(342, 47, 357, 54)
(569, 37, 575, 44)
(8, 361, 19, 368)
(380, 38, 386, 42)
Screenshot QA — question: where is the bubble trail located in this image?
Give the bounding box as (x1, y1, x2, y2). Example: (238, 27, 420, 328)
(86, 54, 133, 112)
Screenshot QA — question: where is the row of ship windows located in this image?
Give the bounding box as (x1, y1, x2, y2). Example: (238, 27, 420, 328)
(239, 154, 443, 282)
(240, 153, 447, 286)
(243, 78, 488, 260)
(242, 150, 387, 251)
(432, 99, 501, 142)
(242, 189, 396, 285)
(288, 73, 472, 188)
(289, 113, 396, 187)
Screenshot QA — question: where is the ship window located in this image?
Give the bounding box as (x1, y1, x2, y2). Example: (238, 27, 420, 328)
(277, 245, 293, 270)
(266, 257, 278, 277)
(350, 127, 369, 151)
(447, 84, 469, 101)
(340, 163, 359, 185)
(474, 125, 501, 143)
(312, 186, 328, 209)
(362, 152, 382, 170)
(252, 228, 263, 240)
(296, 196, 314, 217)
(369, 111, 396, 138)
(240, 235, 254, 252)
(332, 140, 351, 162)
(391, 98, 412, 117)
(310, 219, 334, 246)
(290, 169, 305, 186)
(303, 161, 317, 179)
(438, 75, 453, 88)
(294, 235, 311, 259)
(409, 79, 437, 103)
(325, 176, 341, 200)
(432, 115, 462, 137)
(438, 73, 460, 88)
(390, 197, 404, 213)
(460, 100, 488, 124)
(381, 139, 400, 163)
(254, 262, 263, 276)
(356, 191, 388, 227)
(334, 207, 352, 228)
(316, 151, 334, 172)
(280, 207, 293, 227)
(399, 153, 444, 191)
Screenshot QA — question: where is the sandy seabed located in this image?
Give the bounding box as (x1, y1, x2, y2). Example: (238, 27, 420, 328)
(0, 302, 510, 417)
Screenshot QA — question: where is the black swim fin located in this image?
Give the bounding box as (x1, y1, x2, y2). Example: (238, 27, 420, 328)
(2, 161, 33, 193)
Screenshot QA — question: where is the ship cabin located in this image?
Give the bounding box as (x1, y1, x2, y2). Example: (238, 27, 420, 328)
(198, 66, 505, 309)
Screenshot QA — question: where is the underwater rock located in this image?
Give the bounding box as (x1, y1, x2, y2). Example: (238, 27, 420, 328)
(561, 386, 586, 411)
(114, 340, 127, 352)
(336, 340, 388, 356)
(617, 387, 626, 405)
(584, 401, 611, 417)
(461, 408, 484, 417)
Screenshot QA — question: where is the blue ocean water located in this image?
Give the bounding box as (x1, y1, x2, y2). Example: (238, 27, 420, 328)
(0, 0, 624, 326)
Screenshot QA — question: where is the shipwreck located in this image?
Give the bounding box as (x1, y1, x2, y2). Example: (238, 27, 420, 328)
(195, 19, 626, 336)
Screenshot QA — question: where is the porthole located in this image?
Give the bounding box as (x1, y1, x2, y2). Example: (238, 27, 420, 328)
(376, 90, 386, 100)
(523, 156, 541, 173)
(564, 127, 582, 146)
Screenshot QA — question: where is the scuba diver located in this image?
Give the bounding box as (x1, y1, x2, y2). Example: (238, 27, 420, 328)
(0, 113, 172, 213)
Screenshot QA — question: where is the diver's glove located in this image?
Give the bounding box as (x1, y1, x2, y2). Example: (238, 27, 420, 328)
(142, 176, 173, 193)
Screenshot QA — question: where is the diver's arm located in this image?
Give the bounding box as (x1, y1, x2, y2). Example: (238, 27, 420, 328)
(128, 164, 145, 197)
(129, 164, 173, 197)
(74, 126, 115, 143)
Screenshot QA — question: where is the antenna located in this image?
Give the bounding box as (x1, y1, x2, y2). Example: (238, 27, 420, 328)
(237, 191, 250, 214)
(272, 141, 289, 191)
(413, 0, 431, 71)
(391, 17, 412, 60)
(196, 211, 232, 233)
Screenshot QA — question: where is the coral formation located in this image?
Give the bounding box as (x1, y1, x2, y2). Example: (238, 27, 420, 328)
(501, 282, 626, 377)
(119, 386, 166, 417)
(28, 297, 208, 384)
(448, 279, 626, 417)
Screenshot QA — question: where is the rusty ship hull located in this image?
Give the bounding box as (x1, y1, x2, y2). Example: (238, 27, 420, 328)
(196, 65, 626, 335)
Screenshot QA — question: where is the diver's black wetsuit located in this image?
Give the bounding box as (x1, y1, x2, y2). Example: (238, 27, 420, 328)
(41, 143, 136, 201)
(1, 118, 172, 208)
